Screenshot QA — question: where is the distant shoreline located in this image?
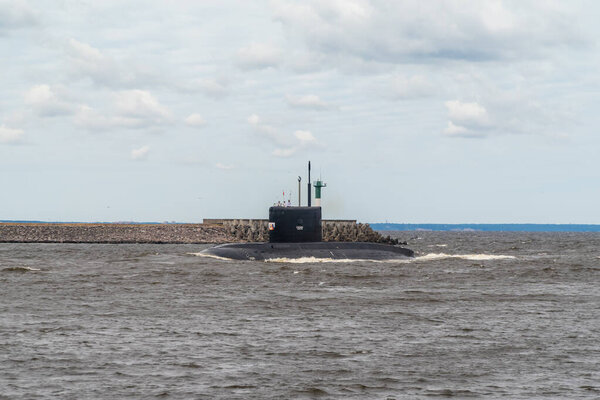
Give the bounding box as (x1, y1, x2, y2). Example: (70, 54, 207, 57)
(371, 223, 600, 232)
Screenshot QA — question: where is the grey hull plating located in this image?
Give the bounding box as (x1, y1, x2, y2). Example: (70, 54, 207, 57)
(200, 242, 414, 261)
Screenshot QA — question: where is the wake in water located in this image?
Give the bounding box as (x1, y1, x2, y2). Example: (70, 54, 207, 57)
(264, 257, 412, 264)
(190, 252, 514, 263)
(188, 252, 233, 261)
(2, 266, 41, 272)
(415, 253, 516, 261)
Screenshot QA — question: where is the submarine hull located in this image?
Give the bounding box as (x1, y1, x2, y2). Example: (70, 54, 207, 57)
(200, 242, 414, 261)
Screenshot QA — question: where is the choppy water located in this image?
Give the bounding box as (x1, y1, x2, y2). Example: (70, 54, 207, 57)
(1, 232, 599, 399)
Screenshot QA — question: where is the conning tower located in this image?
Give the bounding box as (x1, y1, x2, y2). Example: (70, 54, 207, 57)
(268, 206, 322, 243)
(268, 161, 323, 243)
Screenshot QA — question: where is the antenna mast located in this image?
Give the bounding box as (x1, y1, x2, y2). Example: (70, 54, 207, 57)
(298, 176, 302, 206)
(307, 161, 311, 207)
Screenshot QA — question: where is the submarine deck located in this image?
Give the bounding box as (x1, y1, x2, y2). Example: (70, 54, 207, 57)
(200, 241, 414, 261)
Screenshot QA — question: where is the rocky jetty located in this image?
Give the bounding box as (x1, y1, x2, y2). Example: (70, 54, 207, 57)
(0, 223, 236, 244)
(0, 221, 403, 245)
(322, 221, 405, 245)
(223, 220, 270, 242)
(222, 220, 402, 245)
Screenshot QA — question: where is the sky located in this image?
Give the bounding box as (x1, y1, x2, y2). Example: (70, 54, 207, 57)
(1, 0, 599, 223)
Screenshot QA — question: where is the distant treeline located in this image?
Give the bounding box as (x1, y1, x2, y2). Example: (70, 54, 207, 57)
(371, 223, 600, 232)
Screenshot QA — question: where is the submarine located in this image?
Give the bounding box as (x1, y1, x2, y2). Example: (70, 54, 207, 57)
(200, 162, 414, 261)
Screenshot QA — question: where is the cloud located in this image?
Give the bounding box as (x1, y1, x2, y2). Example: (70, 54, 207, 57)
(236, 43, 282, 70)
(67, 39, 120, 86)
(271, 130, 319, 158)
(391, 75, 434, 99)
(187, 77, 229, 98)
(75, 90, 171, 131)
(443, 100, 489, 138)
(247, 114, 261, 125)
(272, 0, 584, 68)
(74, 105, 112, 131)
(0, 0, 37, 35)
(443, 121, 483, 138)
(185, 113, 206, 127)
(130, 145, 150, 160)
(272, 148, 296, 157)
(442, 92, 568, 139)
(114, 90, 171, 127)
(247, 114, 289, 146)
(294, 129, 316, 144)
(0, 124, 24, 144)
(67, 38, 157, 88)
(272, 129, 319, 157)
(247, 114, 287, 143)
(286, 94, 333, 110)
(215, 162, 234, 170)
(24, 85, 74, 116)
(247, 114, 320, 157)
(445, 100, 489, 126)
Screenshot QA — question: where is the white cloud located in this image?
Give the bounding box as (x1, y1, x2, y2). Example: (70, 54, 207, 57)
(294, 130, 316, 144)
(247, 114, 320, 157)
(441, 93, 566, 139)
(443, 100, 489, 138)
(272, 0, 583, 67)
(185, 113, 206, 127)
(273, 130, 319, 157)
(247, 114, 261, 125)
(114, 90, 171, 127)
(286, 94, 332, 110)
(130, 145, 150, 160)
(0, 124, 24, 144)
(75, 90, 171, 131)
(24, 84, 73, 116)
(445, 100, 489, 126)
(236, 43, 282, 70)
(271, 129, 319, 157)
(443, 121, 483, 138)
(215, 162, 234, 170)
(67, 38, 156, 88)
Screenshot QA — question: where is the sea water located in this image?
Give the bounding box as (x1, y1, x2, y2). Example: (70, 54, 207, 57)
(1, 232, 599, 399)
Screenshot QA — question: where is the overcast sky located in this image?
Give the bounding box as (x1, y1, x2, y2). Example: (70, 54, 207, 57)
(1, 0, 599, 223)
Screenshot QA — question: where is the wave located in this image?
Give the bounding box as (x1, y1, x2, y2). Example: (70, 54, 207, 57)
(188, 252, 233, 261)
(190, 252, 514, 263)
(2, 266, 41, 272)
(191, 252, 413, 263)
(265, 257, 411, 264)
(415, 253, 516, 261)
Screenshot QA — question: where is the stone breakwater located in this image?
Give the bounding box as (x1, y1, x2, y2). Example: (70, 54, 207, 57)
(0, 221, 404, 245)
(223, 220, 403, 245)
(0, 223, 235, 244)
